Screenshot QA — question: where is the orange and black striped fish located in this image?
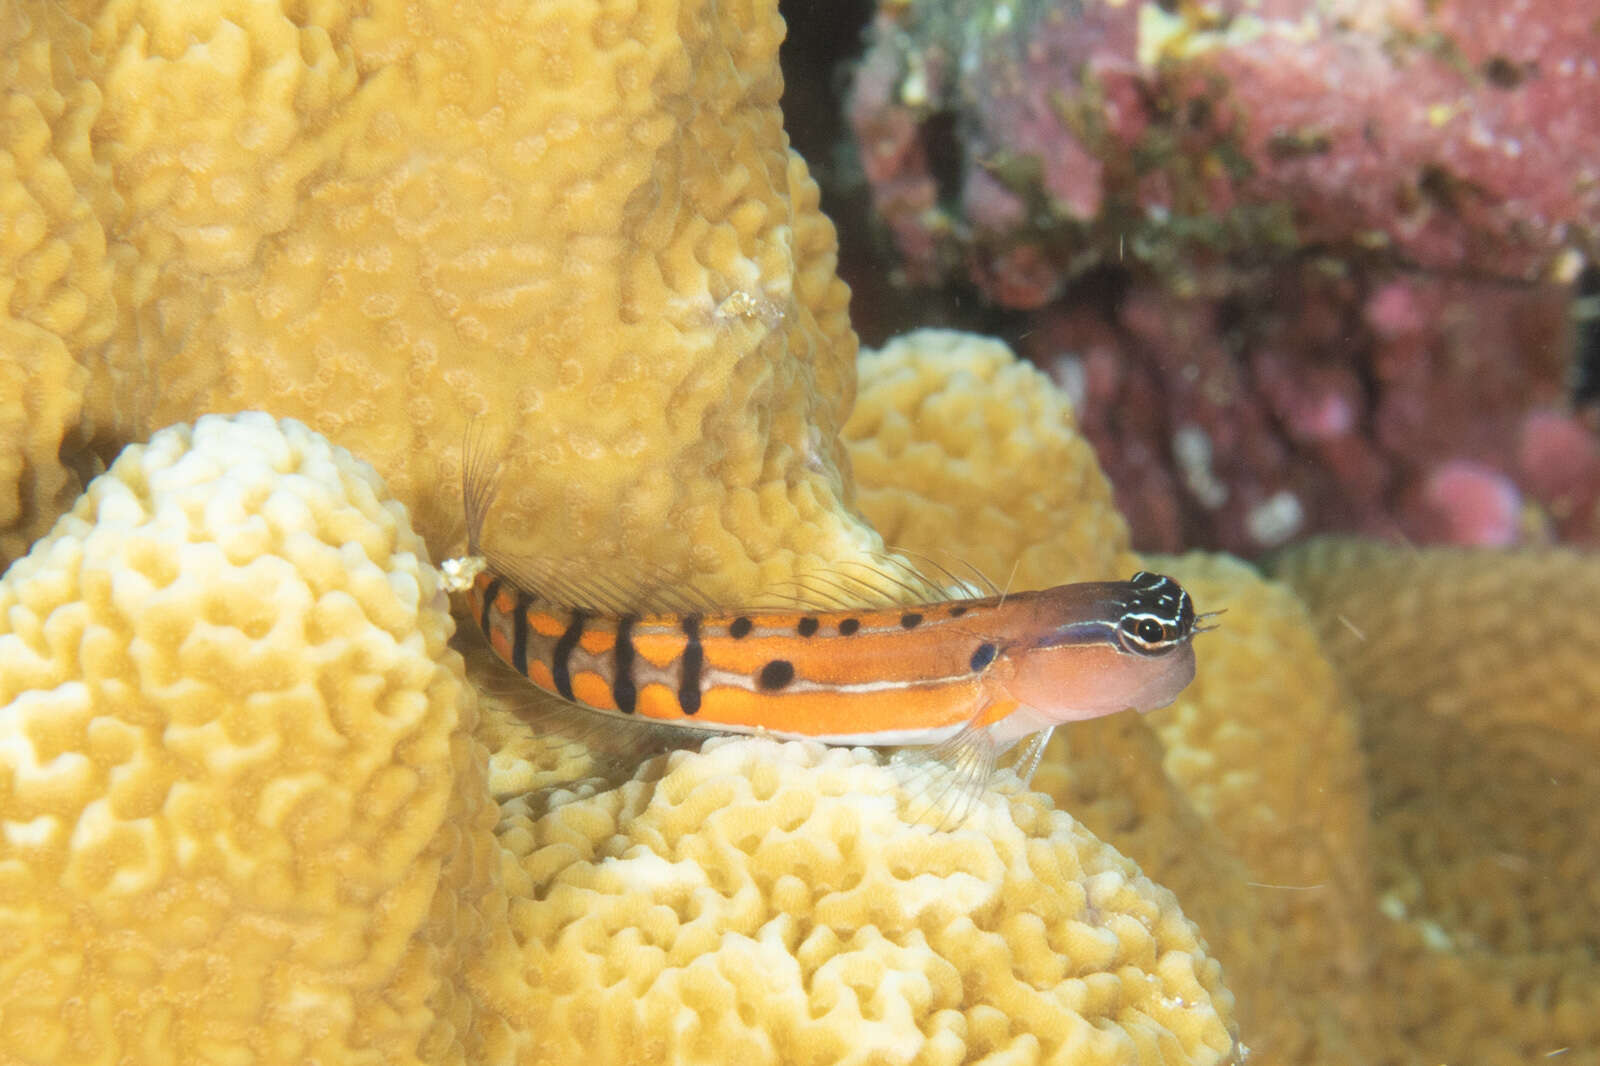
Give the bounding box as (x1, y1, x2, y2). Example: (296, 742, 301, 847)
(457, 566, 1199, 747)
(440, 435, 1208, 799)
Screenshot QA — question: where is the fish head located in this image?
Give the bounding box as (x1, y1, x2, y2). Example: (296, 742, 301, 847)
(997, 572, 1201, 722)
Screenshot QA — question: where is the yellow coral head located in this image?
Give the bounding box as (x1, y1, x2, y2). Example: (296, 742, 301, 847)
(0, 412, 498, 1064)
(489, 734, 1240, 1065)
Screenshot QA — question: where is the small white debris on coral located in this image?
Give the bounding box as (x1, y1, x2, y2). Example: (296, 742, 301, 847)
(439, 554, 487, 592)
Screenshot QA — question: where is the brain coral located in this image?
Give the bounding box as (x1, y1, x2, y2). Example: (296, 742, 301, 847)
(481, 735, 1239, 1066)
(1270, 538, 1600, 1064)
(1135, 552, 1376, 1066)
(0, 413, 501, 1064)
(2, 0, 865, 601)
(838, 330, 1379, 1063)
(0, 412, 1242, 1065)
(843, 328, 1139, 587)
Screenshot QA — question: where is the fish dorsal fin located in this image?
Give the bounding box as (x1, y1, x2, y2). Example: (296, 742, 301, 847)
(460, 418, 725, 616)
(460, 416, 503, 559)
(890, 545, 1000, 598)
(460, 416, 980, 616)
(757, 548, 984, 612)
(477, 541, 724, 617)
(478, 544, 970, 618)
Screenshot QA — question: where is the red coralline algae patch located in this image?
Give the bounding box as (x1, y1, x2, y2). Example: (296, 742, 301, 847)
(1519, 410, 1600, 533)
(845, 0, 1147, 302)
(1019, 267, 1587, 555)
(845, 0, 1600, 293)
(1189, 0, 1600, 277)
(1415, 461, 1524, 546)
(841, 0, 1600, 553)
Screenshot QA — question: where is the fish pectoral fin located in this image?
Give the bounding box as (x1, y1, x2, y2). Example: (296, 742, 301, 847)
(889, 711, 1008, 832)
(889, 712, 1058, 831)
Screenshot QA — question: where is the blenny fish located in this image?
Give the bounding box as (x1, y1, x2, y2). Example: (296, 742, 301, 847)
(441, 434, 1207, 815)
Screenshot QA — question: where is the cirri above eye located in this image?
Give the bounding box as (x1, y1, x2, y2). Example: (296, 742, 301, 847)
(1109, 571, 1199, 655)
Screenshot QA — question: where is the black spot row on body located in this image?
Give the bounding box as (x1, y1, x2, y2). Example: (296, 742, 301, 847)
(552, 609, 586, 702)
(679, 615, 703, 714)
(758, 659, 795, 690)
(729, 616, 753, 639)
(900, 612, 922, 629)
(612, 615, 638, 713)
(797, 617, 819, 637)
(838, 618, 860, 636)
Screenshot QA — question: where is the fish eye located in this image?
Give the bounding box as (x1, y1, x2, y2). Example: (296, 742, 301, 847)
(1135, 617, 1168, 643)
(1117, 614, 1178, 655)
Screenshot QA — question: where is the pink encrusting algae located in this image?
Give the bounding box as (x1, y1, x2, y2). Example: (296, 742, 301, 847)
(839, 0, 1600, 555)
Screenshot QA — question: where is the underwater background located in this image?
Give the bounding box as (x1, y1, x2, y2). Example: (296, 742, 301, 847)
(783, 0, 1599, 556)
(779, 0, 1600, 1061)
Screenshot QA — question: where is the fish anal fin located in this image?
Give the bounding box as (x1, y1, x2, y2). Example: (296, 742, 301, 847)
(503, 693, 703, 790)
(463, 632, 706, 802)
